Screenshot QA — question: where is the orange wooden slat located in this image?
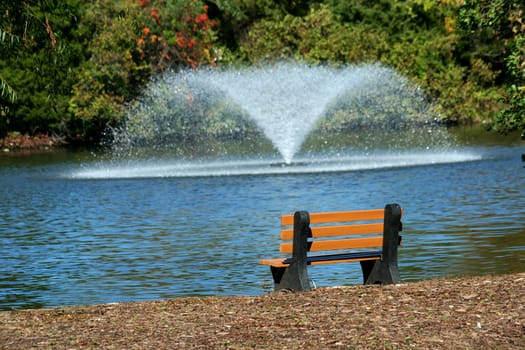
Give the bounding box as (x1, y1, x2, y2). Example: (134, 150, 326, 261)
(280, 237, 383, 253)
(259, 258, 287, 267)
(281, 207, 403, 226)
(309, 209, 385, 224)
(310, 237, 383, 251)
(282, 209, 384, 226)
(313, 223, 383, 237)
(280, 228, 293, 240)
(281, 214, 294, 226)
(280, 223, 383, 240)
(281, 209, 384, 226)
(279, 242, 293, 253)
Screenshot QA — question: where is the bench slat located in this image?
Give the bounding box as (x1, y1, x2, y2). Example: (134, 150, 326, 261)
(259, 257, 289, 267)
(281, 208, 385, 225)
(280, 223, 383, 240)
(280, 236, 383, 253)
(259, 251, 382, 267)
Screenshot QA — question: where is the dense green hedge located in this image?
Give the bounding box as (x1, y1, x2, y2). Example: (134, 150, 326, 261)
(0, 0, 523, 144)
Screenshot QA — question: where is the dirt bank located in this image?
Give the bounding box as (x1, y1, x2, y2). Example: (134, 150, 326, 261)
(1, 133, 66, 152)
(1, 273, 524, 349)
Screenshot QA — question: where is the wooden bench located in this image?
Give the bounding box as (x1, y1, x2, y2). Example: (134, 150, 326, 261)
(259, 203, 403, 291)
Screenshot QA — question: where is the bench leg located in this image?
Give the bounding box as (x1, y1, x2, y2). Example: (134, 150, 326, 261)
(360, 260, 376, 283)
(270, 264, 310, 292)
(364, 260, 400, 285)
(363, 203, 402, 285)
(269, 211, 311, 292)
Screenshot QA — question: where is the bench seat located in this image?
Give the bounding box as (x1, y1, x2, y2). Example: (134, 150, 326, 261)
(260, 251, 382, 267)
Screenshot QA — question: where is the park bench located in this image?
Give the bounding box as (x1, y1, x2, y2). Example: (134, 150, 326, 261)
(259, 203, 403, 292)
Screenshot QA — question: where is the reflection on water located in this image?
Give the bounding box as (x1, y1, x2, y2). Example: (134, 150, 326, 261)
(0, 143, 524, 310)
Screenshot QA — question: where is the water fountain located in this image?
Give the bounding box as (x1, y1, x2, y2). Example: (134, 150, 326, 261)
(70, 62, 481, 179)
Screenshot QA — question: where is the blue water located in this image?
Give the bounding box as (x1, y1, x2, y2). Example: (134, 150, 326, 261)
(0, 143, 524, 310)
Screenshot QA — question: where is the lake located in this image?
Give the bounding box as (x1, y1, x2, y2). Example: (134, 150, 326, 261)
(0, 129, 524, 310)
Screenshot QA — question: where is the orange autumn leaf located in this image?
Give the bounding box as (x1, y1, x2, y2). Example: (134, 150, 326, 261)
(176, 36, 186, 48)
(195, 13, 208, 24)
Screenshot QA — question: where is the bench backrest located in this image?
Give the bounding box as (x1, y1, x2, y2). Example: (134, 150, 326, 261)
(279, 207, 402, 255)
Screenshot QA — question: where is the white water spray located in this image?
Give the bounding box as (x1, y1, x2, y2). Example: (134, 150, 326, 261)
(68, 62, 482, 179)
(193, 63, 380, 163)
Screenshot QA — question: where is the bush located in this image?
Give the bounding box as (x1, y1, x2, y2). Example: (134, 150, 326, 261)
(68, 0, 221, 143)
(240, 5, 388, 65)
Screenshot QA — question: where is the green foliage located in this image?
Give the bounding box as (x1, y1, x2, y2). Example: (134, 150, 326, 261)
(382, 32, 505, 124)
(494, 34, 525, 134)
(457, 0, 525, 133)
(293, 6, 388, 64)
(0, 0, 85, 137)
(0, 29, 17, 105)
(68, 0, 221, 143)
(325, 0, 444, 36)
(68, 1, 145, 141)
(0, 74, 16, 104)
(0, 0, 523, 143)
(240, 5, 388, 64)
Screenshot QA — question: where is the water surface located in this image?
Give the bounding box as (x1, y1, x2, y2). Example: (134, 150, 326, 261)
(0, 136, 523, 310)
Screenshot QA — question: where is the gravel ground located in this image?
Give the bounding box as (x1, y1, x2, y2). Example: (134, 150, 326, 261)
(1, 273, 524, 349)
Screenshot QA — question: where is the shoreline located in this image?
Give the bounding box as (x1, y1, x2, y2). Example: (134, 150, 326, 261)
(0, 133, 68, 153)
(1, 273, 524, 349)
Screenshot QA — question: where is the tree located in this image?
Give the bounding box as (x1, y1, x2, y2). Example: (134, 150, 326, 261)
(0, 0, 85, 137)
(239, 4, 388, 64)
(68, 0, 220, 143)
(458, 0, 525, 135)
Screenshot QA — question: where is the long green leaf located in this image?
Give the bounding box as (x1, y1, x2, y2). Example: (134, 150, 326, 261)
(0, 77, 17, 103)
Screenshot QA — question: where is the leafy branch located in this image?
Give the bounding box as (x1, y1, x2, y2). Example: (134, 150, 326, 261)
(0, 29, 17, 103)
